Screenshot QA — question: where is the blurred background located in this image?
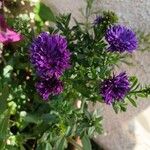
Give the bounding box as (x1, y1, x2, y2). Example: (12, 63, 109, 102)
(3, 0, 150, 149)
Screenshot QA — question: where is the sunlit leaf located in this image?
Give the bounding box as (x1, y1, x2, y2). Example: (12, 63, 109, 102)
(34, 2, 56, 22)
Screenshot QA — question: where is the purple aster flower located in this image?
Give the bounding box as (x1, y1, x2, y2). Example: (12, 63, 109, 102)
(105, 25, 138, 53)
(30, 32, 71, 79)
(100, 72, 130, 105)
(93, 16, 103, 25)
(35, 77, 63, 100)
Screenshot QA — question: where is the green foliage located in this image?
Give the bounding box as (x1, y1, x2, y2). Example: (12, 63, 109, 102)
(128, 76, 150, 100)
(0, 0, 150, 149)
(34, 2, 56, 29)
(0, 85, 9, 114)
(138, 31, 150, 51)
(81, 134, 92, 150)
(113, 76, 150, 113)
(112, 101, 128, 114)
(0, 111, 9, 149)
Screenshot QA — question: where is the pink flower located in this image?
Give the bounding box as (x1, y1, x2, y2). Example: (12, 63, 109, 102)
(0, 2, 2, 9)
(0, 15, 22, 44)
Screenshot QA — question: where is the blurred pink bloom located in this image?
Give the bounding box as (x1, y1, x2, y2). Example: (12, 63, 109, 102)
(0, 15, 22, 44)
(0, 2, 2, 9)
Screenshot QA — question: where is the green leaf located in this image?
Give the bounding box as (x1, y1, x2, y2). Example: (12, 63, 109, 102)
(120, 104, 127, 112)
(81, 134, 92, 150)
(34, 2, 56, 22)
(23, 114, 41, 124)
(3, 65, 13, 78)
(65, 14, 71, 27)
(55, 137, 66, 150)
(0, 111, 9, 149)
(5, 145, 20, 150)
(45, 143, 52, 150)
(127, 96, 137, 107)
(112, 102, 120, 113)
(112, 101, 127, 113)
(56, 22, 65, 32)
(41, 113, 58, 123)
(130, 76, 138, 90)
(88, 127, 95, 137)
(36, 143, 46, 150)
(0, 85, 9, 114)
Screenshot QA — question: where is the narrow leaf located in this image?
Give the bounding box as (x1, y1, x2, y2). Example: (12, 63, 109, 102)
(0, 112, 9, 149)
(56, 137, 66, 150)
(81, 134, 92, 150)
(0, 85, 9, 114)
(127, 97, 137, 107)
(45, 143, 52, 150)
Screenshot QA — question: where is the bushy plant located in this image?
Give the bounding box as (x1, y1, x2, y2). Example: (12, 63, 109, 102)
(0, 0, 150, 149)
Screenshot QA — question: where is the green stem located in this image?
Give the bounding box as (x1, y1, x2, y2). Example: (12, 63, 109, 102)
(81, 99, 86, 111)
(130, 88, 150, 94)
(1, 55, 6, 65)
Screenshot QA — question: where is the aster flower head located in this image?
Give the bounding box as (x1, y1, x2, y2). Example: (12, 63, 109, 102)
(93, 16, 103, 25)
(105, 25, 138, 53)
(36, 77, 63, 100)
(0, 15, 22, 44)
(30, 32, 71, 79)
(100, 72, 130, 105)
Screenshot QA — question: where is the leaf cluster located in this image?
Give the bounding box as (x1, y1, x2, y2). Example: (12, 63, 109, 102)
(0, 1, 150, 150)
